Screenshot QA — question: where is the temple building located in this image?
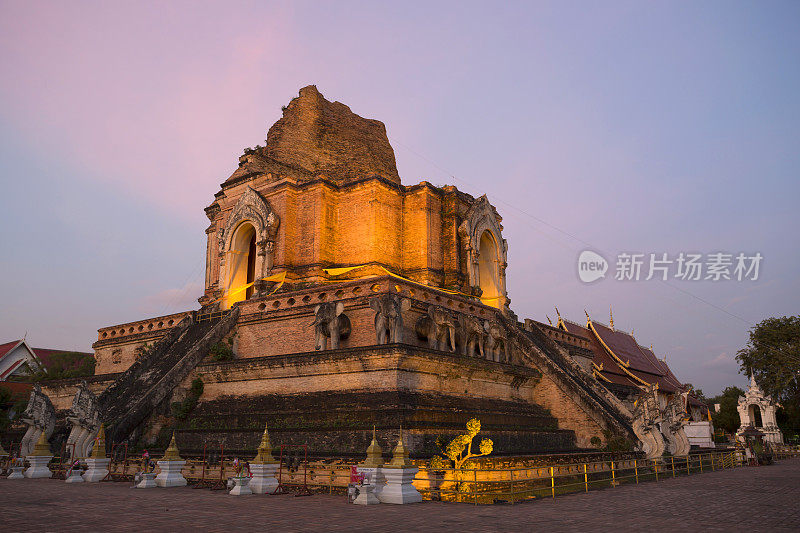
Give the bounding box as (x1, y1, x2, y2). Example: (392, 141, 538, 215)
(546, 310, 713, 449)
(22, 86, 703, 459)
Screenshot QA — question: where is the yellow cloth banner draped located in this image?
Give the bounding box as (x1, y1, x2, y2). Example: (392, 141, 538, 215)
(325, 264, 501, 303)
(214, 264, 500, 306)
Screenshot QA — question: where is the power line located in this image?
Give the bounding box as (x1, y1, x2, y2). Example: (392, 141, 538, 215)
(389, 135, 756, 328)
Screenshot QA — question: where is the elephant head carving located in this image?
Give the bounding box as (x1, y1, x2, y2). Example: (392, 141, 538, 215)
(311, 301, 351, 350)
(369, 294, 411, 345)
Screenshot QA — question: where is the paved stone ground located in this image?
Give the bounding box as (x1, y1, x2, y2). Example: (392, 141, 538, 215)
(3, 459, 799, 532)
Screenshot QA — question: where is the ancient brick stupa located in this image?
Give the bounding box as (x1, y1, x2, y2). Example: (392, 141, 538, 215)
(53, 86, 634, 458)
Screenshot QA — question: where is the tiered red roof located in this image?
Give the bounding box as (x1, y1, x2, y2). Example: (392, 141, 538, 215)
(559, 317, 685, 394)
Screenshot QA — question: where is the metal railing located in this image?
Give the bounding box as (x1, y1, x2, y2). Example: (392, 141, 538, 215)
(410, 447, 800, 504)
(40, 444, 799, 503)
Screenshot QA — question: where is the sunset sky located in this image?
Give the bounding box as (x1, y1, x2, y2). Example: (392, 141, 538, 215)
(1, 1, 798, 395)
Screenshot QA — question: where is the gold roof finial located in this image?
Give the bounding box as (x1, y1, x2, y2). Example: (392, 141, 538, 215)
(609, 306, 614, 331)
(546, 315, 552, 326)
(252, 421, 277, 464)
(162, 431, 182, 461)
(584, 309, 591, 327)
(90, 424, 107, 459)
(359, 425, 384, 468)
(386, 426, 411, 468)
(30, 431, 51, 457)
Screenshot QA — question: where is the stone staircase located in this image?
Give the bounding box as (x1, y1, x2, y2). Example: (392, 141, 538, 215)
(98, 308, 240, 444)
(500, 315, 635, 438)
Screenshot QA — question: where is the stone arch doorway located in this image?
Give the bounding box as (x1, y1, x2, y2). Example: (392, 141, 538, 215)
(478, 230, 501, 308)
(748, 404, 763, 428)
(225, 222, 257, 308)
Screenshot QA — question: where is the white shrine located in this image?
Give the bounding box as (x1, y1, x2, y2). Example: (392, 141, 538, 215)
(737, 375, 784, 444)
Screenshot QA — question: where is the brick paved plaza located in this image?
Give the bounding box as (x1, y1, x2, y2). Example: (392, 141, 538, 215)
(3, 459, 799, 532)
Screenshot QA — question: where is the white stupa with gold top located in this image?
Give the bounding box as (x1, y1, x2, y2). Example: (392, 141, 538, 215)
(378, 428, 422, 504)
(249, 421, 280, 495)
(353, 426, 384, 505)
(155, 431, 187, 487)
(24, 430, 53, 478)
(82, 424, 111, 482)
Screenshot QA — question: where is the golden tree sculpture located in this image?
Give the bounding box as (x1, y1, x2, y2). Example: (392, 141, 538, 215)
(430, 418, 493, 470)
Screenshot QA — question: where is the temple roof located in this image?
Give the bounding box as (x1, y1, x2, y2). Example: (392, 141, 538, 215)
(559, 316, 687, 395)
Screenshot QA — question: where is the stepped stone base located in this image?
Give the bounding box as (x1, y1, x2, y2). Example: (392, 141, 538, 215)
(379, 467, 423, 504)
(156, 460, 187, 487)
(83, 457, 111, 482)
(175, 389, 576, 458)
(24, 456, 53, 479)
(248, 463, 279, 494)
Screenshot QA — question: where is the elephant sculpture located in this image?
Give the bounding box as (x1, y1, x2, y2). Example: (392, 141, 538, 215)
(370, 294, 411, 345)
(462, 315, 489, 357)
(415, 305, 458, 352)
(311, 301, 351, 350)
(485, 321, 509, 363)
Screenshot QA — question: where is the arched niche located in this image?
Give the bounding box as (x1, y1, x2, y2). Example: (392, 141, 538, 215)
(748, 404, 763, 428)
(217, 186, 280, 309)
(478, 230, 501, 307)
(458, 195, 509, 310)
(225, 222, 257, 307)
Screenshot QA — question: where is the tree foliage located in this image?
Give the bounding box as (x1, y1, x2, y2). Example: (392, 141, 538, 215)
(30, 352, 96, 381)
(707, 386, 745, 434)
(736, 316, 800, 433)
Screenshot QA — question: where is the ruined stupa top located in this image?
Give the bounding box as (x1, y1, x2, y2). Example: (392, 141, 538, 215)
(227, 85, 401, 186)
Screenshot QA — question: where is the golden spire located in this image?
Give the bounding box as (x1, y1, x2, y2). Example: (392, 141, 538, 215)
(90, 424, 106, 459)
(162, 431, 182, 461)
(386, 427, 411, 468)
(30, 431, 51, 456)
(252, 421, 277, 464)
(359, 426, 384, 468)
(609, 306, 614, 331)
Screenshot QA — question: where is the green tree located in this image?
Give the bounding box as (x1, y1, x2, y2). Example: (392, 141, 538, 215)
(708, 386, 745, 434)
(736, 316, 800, 433)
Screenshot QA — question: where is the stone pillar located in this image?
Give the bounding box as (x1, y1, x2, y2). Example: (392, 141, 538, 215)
(377, 429, 422, 505)
(229, 476, 252, 496)
(249, 422, 279, 495)
(137, 472, 158, 489)
(24, 432, 53, 479)
(8, 465, 25, 479)
(65, 467, 84, 483)
(155, 432, 187, 488)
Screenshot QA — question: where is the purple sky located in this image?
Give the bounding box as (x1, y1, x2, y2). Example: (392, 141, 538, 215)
(1, 1, 798, 396)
